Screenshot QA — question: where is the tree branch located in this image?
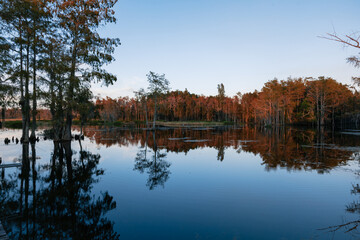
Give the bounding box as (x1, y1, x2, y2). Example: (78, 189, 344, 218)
(321, 33, 360, 49)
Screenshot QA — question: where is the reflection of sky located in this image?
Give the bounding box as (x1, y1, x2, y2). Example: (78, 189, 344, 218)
(0, 129, 26, 163)
(1, 129, 360, 239)
(99, 147, 358, 239)
(92, 134, 359, 239)
(94, 0, 360, 98)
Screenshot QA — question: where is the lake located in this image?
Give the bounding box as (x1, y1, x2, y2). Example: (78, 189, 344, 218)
(1, 126, 360, 240)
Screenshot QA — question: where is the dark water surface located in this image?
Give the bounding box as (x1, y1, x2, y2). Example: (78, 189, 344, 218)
(1, 127, 360, 239)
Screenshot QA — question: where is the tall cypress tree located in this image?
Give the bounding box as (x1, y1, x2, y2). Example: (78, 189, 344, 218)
(56, 0, 120, 140)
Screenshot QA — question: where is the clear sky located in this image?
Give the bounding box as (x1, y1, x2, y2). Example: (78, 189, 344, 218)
(92, 0, 360, 98)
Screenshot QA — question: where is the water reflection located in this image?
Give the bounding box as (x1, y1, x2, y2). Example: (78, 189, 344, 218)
(318, 185, 360, 237)
(0, 141, 119, 240)
(319, 167, 360, 236)
(84, 126, 360, 239)
(3, 126, 360, 239)
(134, 131, 171, 190)
(347, 184, 360, 214)
(83, 126, 360, 173)
(83, 126, 359, 239)
(238, 128, 356, 173)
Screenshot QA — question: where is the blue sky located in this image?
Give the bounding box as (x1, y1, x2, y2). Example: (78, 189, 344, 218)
(93, 0, 360, 98)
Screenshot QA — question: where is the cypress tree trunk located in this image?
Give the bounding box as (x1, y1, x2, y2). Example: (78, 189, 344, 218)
(144, 99, 148, 128)
(30, 32, 37, 141)
(19, 26, 26, 142)
(64, 100, 73, 140)
(23, 38, 31, 143)
(64, 34, 78, 141)
(153, 95, 157, 130)
(1, 105, 5, 126)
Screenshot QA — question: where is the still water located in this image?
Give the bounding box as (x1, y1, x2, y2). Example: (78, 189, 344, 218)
(1, 126, 360, 240)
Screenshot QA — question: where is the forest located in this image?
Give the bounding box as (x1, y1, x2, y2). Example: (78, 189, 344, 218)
(3, 74, 360, 130)
(1, 0, 360, 144)
(94, 76, 360, 128)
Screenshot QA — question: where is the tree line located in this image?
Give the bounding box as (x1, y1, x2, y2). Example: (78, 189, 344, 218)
(0, 0, 119, 142)
(93, 76, 359, 128)
(3, 74, 360, 129)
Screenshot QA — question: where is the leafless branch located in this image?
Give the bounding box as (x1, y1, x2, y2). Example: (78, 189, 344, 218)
(320, 32, 360, 49)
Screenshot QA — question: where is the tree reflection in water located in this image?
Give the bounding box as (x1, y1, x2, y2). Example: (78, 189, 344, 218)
(0, 141, 119, 240)
(134, 131, 171, 190)
(319, 171, 360, 236)
(81, 126, 360, 235)
(84, 126, 360, 173)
